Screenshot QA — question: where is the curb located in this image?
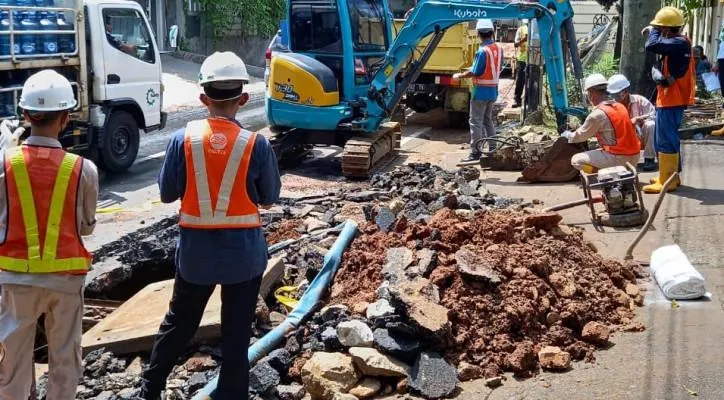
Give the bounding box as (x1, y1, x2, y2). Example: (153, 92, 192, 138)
(171, 50, 265, 78)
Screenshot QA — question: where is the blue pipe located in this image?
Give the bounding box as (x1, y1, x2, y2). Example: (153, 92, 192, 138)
(192, 219, 359, 400)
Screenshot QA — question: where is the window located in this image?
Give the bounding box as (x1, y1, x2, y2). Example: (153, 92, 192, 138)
(290, 0, 342, 54)
(187, 0, 202, 15)
(347, 0, 387, 52)
(388, 0, 415, 19)
(103, 8, 156, 64)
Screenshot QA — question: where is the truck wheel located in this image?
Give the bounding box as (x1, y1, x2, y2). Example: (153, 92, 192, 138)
(99, 111, 140, 173)
(447, 111, 468, 129)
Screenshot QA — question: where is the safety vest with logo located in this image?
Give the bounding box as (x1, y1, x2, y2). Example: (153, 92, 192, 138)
(473, 43, 503, 87)
(179, 118, 262, 229)
(0, 146, 92, 274)
(596, 102, 641, 156)
(657, 36, 695, 108)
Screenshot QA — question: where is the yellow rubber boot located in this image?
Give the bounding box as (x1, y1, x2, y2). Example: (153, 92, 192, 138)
(711, 126, 724, 137)
(644, 153, 679, 193)
(580, 164, 597, 174)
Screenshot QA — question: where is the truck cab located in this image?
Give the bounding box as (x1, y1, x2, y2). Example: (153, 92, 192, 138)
(0, 0, 164, 172)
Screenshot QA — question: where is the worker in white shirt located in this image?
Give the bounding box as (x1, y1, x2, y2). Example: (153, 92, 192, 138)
(607, 74, 657, 172)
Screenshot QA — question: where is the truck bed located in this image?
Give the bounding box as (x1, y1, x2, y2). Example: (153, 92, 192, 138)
(392, 19, 477, 74)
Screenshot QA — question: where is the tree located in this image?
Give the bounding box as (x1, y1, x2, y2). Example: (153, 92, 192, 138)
(619, 0, 658, 97)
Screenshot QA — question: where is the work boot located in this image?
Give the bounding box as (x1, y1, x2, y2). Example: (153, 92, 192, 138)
(642, 158, 657, 172)
(644, 152, 679, 193)
(461, 151, 481, 162)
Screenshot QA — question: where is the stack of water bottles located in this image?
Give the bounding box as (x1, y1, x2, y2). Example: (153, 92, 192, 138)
(0, 0, 76, 118)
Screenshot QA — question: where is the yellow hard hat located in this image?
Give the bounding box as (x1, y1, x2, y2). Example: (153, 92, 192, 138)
(650, 6, 684, 27)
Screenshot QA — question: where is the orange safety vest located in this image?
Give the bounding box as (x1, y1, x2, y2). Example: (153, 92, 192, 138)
(473, 43, 503, 87)
(179, 118, 262, 229)
(656, 36, 695, 108)
(597, 102, 641, 156)
(0, 146, 92, 274)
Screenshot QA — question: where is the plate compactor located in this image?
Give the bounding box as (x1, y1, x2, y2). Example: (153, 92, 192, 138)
(545, 163, 648, 227)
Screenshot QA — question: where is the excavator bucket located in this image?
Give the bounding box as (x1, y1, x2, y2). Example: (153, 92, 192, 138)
(518, 138, 586, 183)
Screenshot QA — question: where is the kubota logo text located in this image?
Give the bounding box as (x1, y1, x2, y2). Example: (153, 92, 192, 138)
(453, 9, 487, 18)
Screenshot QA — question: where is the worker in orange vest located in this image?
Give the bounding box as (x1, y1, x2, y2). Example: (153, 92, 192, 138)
(0, 70, 98, 399)
(641, 6, 695, 193)
(138, 52, 281, 399)
(561, 73, 641, 172)
(454, 19, 503, 161)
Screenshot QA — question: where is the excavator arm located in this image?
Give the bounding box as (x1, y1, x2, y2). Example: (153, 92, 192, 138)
(363, 0, 586, 132)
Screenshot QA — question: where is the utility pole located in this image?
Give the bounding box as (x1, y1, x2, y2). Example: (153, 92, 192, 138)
(619, 0, 658, 99)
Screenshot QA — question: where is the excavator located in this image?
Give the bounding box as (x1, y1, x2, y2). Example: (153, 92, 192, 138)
(265, 0, 587, 178)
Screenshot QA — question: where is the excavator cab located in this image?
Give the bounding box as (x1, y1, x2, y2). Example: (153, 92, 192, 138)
(267, 0, 393, 132)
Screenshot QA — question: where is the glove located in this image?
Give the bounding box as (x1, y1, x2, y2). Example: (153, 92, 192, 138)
(560, 130, 575, 142)
(0, 120, 23, 150)
(452, 73, 464, 80)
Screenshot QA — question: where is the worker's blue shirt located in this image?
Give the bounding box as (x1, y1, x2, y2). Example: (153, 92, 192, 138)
(645, 28, 692, 80)
(158, 118, 282, 285)
(470, 40, 500, 102)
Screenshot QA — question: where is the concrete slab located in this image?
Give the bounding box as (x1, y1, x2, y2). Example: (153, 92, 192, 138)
(82, 257, 284, 355)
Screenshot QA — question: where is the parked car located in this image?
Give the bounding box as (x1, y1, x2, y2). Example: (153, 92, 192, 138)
(265, 30, 288, 86)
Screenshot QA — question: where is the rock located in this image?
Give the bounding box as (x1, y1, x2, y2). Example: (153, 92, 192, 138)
(457, 361, 484, 382)
(373, 328, 420, 363)
(454, 209, 475, 219)
(337, 320, 374, 347)
(538, 346, 572, 371)
(549, 273, 577, 298)
(295, 205, 316, 218)
(335, 203, 367, 225)
(187, 372, 209, 394)
(305, 217, 330, 232)
(416, 249, 437, 277)
(376, 281, 392, 300)
(389, 199, 405, 214)
(455, 246, 501, 284)
(376, 207, 397, 232)
(348, 347, 411, 377)
(382, 247, 415, 283)
(332, 393, 358, 400)
(505, 342, 537, 375)
(346, 190, 383, 202)
(442, 194, 458, 209)
(321, 326, 343, 350)
(397, 378, 409, 393)
(349, 378, 382, 398)
(389, 280, 450, 342)
(320, 304, 349, 322)
(459, 166, 480, 181)
(94, 391, 115, 400)
(484, 376, 503, 388)
(301, 352, 360, 400)
(250, 361, 281, 394)
(366, 299, 396, 320)
(409, 352, 458, 399)
(625, 283, 640, 297)
(183, 354, 217, 373)
(277, 383, 306, 400)
(319, 236, 337, 248)
(524, 212, 562, 230)
(581, 321, 611, 345)
(270, 311, 286, 326)
(352, 301, 370, 315)
(265, 348, 293, 374)
(125, 357, 143, 375)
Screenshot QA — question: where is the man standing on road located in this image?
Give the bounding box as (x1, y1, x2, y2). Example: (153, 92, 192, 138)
(453, 19, 502, 162)
(561, 73, 641, 173)
(512, 20, 528, 108)
(0, 70, 98, 399)
(607, 74, 657, 172)
(641, 6, 694, 193)
(138, 52, 281, 400)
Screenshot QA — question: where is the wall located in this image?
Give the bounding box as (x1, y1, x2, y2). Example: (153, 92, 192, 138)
(571, 0, 618, 41)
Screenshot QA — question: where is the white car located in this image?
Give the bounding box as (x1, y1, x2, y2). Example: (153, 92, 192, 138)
(264, 31, 288, 87)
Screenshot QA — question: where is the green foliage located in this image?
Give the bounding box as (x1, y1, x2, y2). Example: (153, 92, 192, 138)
(666, 0, 706, 23)
(197, 0, 285, 41)
(565, 52, 619, 107)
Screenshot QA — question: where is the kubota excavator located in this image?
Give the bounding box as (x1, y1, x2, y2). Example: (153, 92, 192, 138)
(265, 0, 587, 178)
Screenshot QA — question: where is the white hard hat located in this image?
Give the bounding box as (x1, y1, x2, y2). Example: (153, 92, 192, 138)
(199, 51, 250, 88)
(476, 19, 494, 32)
(19, 70, 77, 112)
(607, 74, 631, 94)
(583, 73, 608, 91)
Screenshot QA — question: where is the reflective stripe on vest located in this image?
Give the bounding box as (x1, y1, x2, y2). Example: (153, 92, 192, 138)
(179, 119, 261, 228)
(657, 37, 696, 108)
(0, 147, 90, 273)
(596, 102, 641, 156)
(473, 44, 502, 87)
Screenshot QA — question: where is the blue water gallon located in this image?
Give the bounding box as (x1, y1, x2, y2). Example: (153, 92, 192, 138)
(38, 11, 57, 54)
(57, 12, 73, 53)
(19, 10, 37, 55)
(0, 11, 10, 56)
(0, 0, 16, 7)
(14, 0, 31, 8)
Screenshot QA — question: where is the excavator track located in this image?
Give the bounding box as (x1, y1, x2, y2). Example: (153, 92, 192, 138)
(342, 122, 402, 178)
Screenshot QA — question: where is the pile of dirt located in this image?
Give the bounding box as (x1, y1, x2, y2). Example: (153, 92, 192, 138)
(327, 207, 646, 379)
(267, 219, 304, 245)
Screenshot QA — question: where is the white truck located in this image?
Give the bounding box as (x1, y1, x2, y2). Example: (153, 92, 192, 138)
(0, 0, 164, 172)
